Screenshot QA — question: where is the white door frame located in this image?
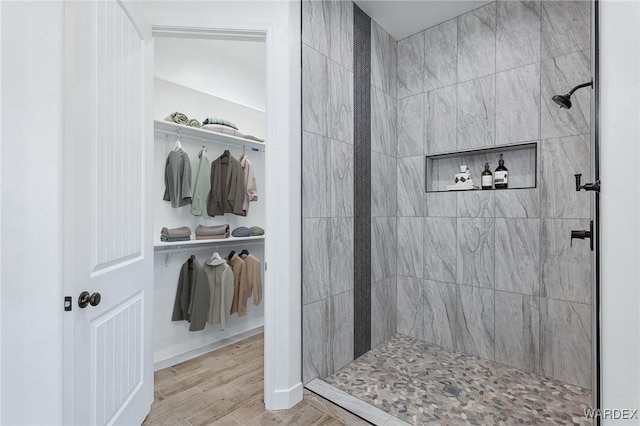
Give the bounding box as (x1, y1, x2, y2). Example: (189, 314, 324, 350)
(0, 1, 3, 420)
(151, 23, 302, 410)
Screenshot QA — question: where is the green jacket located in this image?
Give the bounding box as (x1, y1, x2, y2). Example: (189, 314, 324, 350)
(190, 149, 211, 216)
(171, 255, 210, 332)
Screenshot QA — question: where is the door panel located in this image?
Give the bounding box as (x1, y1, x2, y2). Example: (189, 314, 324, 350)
(64, 1, 153, 424)
(93, 0, 144, 274)
(93, 293, 143, 425)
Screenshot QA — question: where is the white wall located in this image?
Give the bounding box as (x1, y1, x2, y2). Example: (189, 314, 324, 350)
(154, 78, 266, 138)
(600, 0, 640, 423)
(0, 2, 65, 424)
(154, 37, 266, 111)
(0, 1, 4, 420)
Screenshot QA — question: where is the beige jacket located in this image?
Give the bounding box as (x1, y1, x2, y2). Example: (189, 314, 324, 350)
(208, 153, 246, 216)
(240, 155, 258, 215)
(241, 254, 262, 306)
(204, 256, 234, 330)
(227, 253, 249, 316)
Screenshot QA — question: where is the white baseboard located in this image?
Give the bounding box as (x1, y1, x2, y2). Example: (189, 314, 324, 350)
(269, 382, 303, 410)
(153, 326, 264, 371)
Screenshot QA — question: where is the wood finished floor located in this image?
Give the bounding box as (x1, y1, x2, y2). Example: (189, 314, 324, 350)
(144, 333, 369, 426)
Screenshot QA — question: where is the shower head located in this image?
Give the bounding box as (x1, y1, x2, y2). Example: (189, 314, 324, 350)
(552, 94, 572, 109)
(551, 79, 593, 110)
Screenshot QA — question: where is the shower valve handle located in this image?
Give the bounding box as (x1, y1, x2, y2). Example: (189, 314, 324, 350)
(574, 174, 600, 192)
(570, 220, 594, 251)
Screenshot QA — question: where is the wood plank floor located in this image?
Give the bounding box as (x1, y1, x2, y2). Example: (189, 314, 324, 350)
(144, 333, 370, 426)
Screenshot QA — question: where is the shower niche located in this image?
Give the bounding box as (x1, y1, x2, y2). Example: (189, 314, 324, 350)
(425, 142, 537, 192)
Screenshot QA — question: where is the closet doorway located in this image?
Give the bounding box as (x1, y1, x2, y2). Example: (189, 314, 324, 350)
(62, 1, 301, 423)
(148, 28, 270, 423)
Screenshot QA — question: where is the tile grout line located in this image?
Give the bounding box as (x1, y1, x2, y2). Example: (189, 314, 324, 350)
(492, 0, 497, 358)
(448, 17, 459, 326)
(538, 0, 544, 379)
(493, 0, 497, 359)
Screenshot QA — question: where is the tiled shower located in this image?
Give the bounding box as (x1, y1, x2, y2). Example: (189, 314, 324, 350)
(302, 0, 593, 419)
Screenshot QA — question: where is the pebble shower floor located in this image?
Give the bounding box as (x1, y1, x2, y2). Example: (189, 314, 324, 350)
(324, 334, 592, 425)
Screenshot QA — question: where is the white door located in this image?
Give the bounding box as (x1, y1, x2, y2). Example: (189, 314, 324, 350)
(63, 1, 154, 424)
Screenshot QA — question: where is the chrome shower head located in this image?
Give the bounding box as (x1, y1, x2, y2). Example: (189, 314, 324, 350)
(551, 79, 593, 110)
(552, 94, 572, 109)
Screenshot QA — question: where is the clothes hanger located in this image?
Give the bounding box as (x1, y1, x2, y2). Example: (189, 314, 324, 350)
(173, 133, 183, 152)
(240, 249, 249, 257)
(211, 252, 221, 260)
(227, 250, 236, 260)
(240, 145, 246, 161)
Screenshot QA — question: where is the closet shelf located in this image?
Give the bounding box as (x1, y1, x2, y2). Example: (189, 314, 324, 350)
(154, 120, 265, 151)
(154, 235, 265, 253)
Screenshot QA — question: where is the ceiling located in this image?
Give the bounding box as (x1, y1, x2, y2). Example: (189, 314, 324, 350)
(353, 0, 493, 40)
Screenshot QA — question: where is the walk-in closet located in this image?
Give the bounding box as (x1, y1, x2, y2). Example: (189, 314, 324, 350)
(151, 35, 266, 372)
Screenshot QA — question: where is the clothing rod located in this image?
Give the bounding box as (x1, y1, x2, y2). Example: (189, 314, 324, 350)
(154, 240, 265, 254)
(154, 124, 265, 153)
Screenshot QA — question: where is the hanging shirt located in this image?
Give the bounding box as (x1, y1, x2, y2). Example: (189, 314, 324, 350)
(190, 149, 211, 216)
(241, 254, 262, 307)
(171, 255, 210, 332)
(163, 149, 192, 208)
(204, 256, 234, 330)
(240, 155, 258, 216)
(207, 153, 245, 216)
(227, 253, 249, 316)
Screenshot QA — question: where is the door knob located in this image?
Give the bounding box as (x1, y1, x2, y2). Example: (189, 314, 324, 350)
(78, 291, 102, 308)
(89, 292, 101, 306)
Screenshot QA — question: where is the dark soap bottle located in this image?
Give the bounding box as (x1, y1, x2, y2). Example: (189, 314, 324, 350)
(481, 163, 493, 190)
(494, 154, 508, 189)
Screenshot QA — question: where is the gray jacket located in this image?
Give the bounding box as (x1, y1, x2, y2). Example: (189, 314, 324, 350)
(207, 153, 246, 216)
(163, 149, 192, 208)
(172, 256, 210, 331)
(204, 256, 234, 330)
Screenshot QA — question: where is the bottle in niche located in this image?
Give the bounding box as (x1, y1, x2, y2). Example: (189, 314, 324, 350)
(481, 163, 493, 190)
(494, 154, 508, 189)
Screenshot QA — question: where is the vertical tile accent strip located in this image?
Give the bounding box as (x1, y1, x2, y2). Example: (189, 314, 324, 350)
(353, 4, 372, 358)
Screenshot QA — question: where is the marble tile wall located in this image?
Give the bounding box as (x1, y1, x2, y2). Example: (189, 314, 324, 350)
(457, 3, 496, 82)
(457, 75, 496, 150)
(395, 0, 592, 389)
(303, 1, 400, 382)
(371, 20, 398, 349)
(371, 20, 397, 99)
(372, 276, 397, 348)
(496, 0, 540, 72)
(302, 0, 356, 384)
(496, 63, 540, 144)
(425, 85, 457, 155)
(397, 94, 423, 158)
